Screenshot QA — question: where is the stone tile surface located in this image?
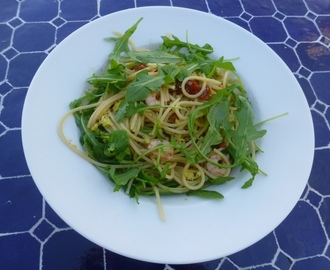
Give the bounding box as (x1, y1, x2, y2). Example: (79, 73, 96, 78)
(1, 0, 329, 269)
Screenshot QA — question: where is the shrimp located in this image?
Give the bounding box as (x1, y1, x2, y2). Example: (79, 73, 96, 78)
(147, 139, 173, 162)
(206, 154, 229, 177)
(146, 92, 160, 106)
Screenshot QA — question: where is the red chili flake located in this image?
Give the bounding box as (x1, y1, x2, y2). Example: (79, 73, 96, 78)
(219, 141, 227, 149)
(168, 113, 178, 122)
(185, 80, 201, 95)
(198, 86, 211, 101)
(135, 64, 146, 71)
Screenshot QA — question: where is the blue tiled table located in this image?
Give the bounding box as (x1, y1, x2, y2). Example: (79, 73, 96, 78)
(1, 0, 330, 269)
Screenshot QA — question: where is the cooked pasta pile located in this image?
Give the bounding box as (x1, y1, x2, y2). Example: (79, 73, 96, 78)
(58, 18, 266, 220)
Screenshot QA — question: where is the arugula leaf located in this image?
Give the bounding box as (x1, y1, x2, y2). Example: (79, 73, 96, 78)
(187, 88, 230, 162)
(211, 176, 235, 185)
(229, 96, 266, 163)
(108, 17, 143, 59)
(199, 126, 223, 156)
(87, 72, 127, 85)
(158, 64, 197, 82)
(127, 51, 183, 64)
(198, 100, 230, 155)
(114, 100, 129, 123)
(115, 100, 157, 122)
(126, 70, 165, 102)
(103, 130, 130, 158)
(204, 57, 236, 78)
(161, 35, 213, 55)
(187, 189, 224, 199)
(107, 166, 140, 187)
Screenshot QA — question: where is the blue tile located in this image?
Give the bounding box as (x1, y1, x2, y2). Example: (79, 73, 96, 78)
(0, 81, 11, 95)
(106, 251, 164, 270)
(172, 0, 208, 12)
(0, 233, 40, 270)
(314, 101, 327, 114)
(310, 72, 330, 104)
(100, 0, 135, 15)
(7, 52, 47, 87)
(241, 0, 276, 16)
(309, 149, 330, 195)
(273, 0, 308, 16)
(249, 17, 287, 42)
(253, 266, 276, 270)
(1, 88, 27, 128)
(32, 219, 55, 242)
(311, 111, 330, 147)
(0, 130, 30, 177)
(0, 177, 42, 232)
(226, 17, 250, 32)
(0, 55, 6, 82)
(45, 203, 69, 229)
(298, 67, 311, 78)
(51, 17, 66, 28)
(2, 47, 18, 60)
(241, 12, 252, 21)
(319, 197, 330, 239)
(208, 0, 243, 17)
(56, 21, 88, 44)
(316, 16, 330, 39)
(170, 259, 221, 270)
(0, 0, 330, 269)
(306, 189, 322, 208)
(275, 201, 327, 259)
(13, 23, 55, 52)
(8, 17, 24, 28)
(326, 244, 330, 258)
(285, 38, 297, 48)
(268, 44, 300, 72)
(274, 251, 292, 270)
(296, 43, 330, 71)
(137, 0, 171, 7)
(228, 233, 277, 268)
(300, 185, 309, 199)
(43, 230, 104, 270)
(219, 259, 239, 270)
(274, 11, 285, 21)
(0, 24, 12, 52)
(0, 0, 18, 22)
(60, 0, 97, 21)
(326, 107, 330, 125)
(305, 0, 330, 15)
(19, 0, 58, 22)
(284, 17, 320, 42)
(0, 121, 5, 135)
(296, 76, 317, 107)
(292, 256, 330, 270)
(306, 12, 317, 21)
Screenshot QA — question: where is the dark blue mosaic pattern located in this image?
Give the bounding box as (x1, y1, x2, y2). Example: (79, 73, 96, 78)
(0, 0, 330, 269)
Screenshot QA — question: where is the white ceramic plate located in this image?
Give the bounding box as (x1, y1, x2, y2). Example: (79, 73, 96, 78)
(22, 7, 314, 264)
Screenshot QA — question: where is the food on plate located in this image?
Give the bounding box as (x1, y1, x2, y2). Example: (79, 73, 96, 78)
(58, 18, 266, 220)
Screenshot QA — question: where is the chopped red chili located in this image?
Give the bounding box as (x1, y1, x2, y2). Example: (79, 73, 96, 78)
(198, 86, 211, 101)
(135, 63, 146, 71)
(185, 80, 201, 95)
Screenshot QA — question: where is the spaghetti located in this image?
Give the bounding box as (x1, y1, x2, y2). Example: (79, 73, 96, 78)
(58, 18, 266, 220)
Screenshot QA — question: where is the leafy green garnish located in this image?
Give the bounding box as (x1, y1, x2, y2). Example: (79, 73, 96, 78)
(125, 70, 165, 102)
(187, 190, 224, 199)
(68, 17, 268, 206)
(107, 17, 143, 60)
(127, 51, 183, 64)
